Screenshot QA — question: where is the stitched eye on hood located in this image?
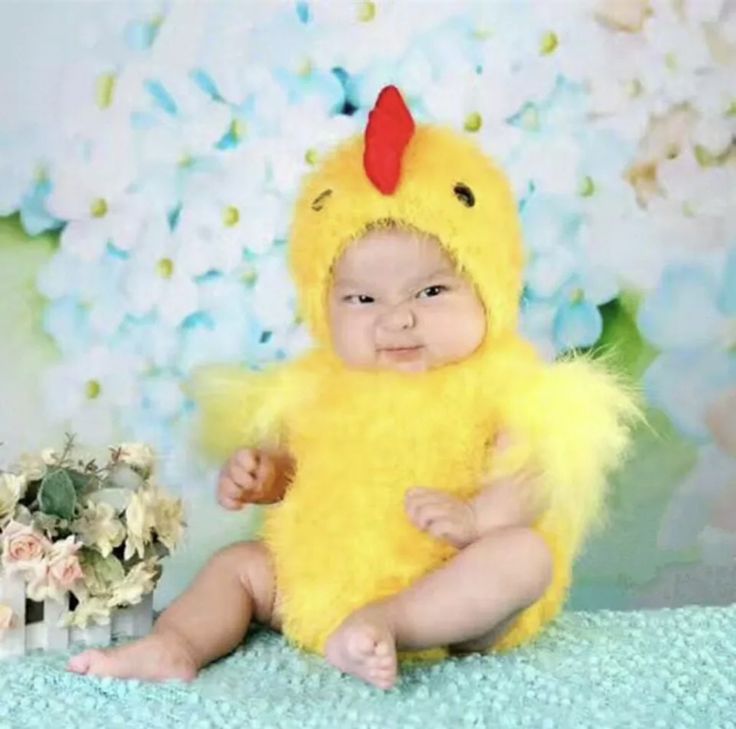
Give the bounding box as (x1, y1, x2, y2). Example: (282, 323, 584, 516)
(453, 183, 475, 208)
(311, 189, 333, 211)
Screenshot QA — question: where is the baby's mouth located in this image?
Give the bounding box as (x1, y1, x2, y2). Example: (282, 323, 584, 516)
(379, 345, 424, 362)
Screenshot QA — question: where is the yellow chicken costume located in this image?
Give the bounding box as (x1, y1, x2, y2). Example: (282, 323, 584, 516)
(192, 86, 639, 657)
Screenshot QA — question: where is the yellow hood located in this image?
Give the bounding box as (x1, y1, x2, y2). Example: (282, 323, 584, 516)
(288, 86, 524, 348)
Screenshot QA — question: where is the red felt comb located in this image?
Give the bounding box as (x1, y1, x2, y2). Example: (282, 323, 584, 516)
(363, 85, 415, 195)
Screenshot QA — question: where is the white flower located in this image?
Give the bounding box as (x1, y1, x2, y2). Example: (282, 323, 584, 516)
(123, 487, 157, 560)
(640, 0, 713, 106)
(73, 502, 126, 558)
(130, 64, 232, 171)
(152, 491, 185, 552)
(64, 596, 112, 629)
(107, 559, 158, 608)
(42, 346, 144, 446)
(116, 443, 155, 477)
(0, 473, 27, 525)
(263, 99, 361, 195)
(45, 127, 147, 263)
(121, 220, 201, 327)
(252, 255, 298, 330)
(37, 246, 133, 344)
(15, 453, 47, 483)
(172, 146, 273, 268)
(41, 449, 60, 466)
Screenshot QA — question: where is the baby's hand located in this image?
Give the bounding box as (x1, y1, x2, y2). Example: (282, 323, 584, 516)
(217, 449, 276, 510)
(404, 488, 478, 549)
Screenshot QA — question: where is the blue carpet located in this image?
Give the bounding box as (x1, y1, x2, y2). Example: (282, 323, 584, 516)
(1, 606, 735, 728)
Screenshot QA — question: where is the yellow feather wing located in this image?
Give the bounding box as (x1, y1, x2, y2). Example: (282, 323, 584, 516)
(185, 360, 312, 461)
(492, 356, 642, 556)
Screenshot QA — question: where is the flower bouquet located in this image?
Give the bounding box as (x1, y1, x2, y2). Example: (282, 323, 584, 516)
(0, 436, 185, 656)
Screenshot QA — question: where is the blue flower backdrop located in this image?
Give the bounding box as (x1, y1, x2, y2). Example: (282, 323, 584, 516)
(0, 0, 734, 608)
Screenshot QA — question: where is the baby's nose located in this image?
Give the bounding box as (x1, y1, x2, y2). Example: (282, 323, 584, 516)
(379, 303, 416, 331)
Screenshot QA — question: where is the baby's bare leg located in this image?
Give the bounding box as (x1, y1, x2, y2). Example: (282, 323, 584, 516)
(325, 527, 552, 689)
(68, 541, 279, 681)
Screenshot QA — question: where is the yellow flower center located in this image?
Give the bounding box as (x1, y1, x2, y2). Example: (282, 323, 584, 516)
(85, 380, 102, 399)
(570, 288, 584, 304)
(579, 176, 596, 197)
(156, 258, 174, 278)
(90, 198, 108, 218)
(358, 1, 376, 22)
(464, 112, 483, 133)
(95, 73, 116, 110)
(540, 31, 559, 55)
(223, 205, 240, 227)
(305, 148, 320, 166)
(241, 269, 257, 287)
(626, 79, 644, 98)
(231, 118, 247, 141)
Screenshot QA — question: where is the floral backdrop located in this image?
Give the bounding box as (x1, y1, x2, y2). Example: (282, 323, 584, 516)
(0, 0, 734, 610)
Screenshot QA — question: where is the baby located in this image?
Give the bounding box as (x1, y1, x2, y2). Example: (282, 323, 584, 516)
(68, 226, 548, 690)
(68, 86, 635, 689)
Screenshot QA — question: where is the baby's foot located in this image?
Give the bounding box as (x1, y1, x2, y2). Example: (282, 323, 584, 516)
(67, 630, 198, 682)
(325, 607, 398, 690)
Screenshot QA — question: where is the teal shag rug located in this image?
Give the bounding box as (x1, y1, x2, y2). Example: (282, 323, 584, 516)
(1, 606, 735, 729)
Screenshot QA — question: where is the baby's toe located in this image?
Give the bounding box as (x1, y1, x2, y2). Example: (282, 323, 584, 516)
(67, 650, 98, 675)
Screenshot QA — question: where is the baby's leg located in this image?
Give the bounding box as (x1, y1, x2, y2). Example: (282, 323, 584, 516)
(325, 527, 552, 689)
(68, 541, 279, 681)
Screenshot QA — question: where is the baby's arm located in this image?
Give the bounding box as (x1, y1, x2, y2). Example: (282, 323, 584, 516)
(405, 435, 543, 549)
(405, 470, 541, 549)
(217, 447, 295, 510)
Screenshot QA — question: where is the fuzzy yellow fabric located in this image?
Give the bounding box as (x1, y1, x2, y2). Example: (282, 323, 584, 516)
(190, 123, 640, 656)
(289, 126, 525, 347)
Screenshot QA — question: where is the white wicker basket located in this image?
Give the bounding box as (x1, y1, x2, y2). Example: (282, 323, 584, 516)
(0, 572, 153, 659)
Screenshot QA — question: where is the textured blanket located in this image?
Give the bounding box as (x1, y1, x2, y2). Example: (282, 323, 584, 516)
(1, 606, 734, 728)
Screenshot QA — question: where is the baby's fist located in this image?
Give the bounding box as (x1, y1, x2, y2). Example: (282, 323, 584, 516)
(405, 488, 478, 549)
(217, 449, 276, 510)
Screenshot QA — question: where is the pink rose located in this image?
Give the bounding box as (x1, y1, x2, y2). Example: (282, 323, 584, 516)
(46, 537, 84, 595)
(1, 521, 50, 573)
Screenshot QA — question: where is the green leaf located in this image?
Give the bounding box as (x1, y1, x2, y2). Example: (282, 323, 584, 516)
(67, 468, 96, 496)
(596, 294, 658, 381)
(38, 469, 77, 520)
(80, 549, 126, 595)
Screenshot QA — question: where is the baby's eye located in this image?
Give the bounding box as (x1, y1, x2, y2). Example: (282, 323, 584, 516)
(417, 285, 447, 299)
(344, 294, 375, 304)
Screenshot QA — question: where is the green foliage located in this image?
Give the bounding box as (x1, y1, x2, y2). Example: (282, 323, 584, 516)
(79, 548, 125, 595)
(38, 469, 77, 520)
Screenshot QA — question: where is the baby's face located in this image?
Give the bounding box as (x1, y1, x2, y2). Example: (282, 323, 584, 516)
(328, 228, 486, 373)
